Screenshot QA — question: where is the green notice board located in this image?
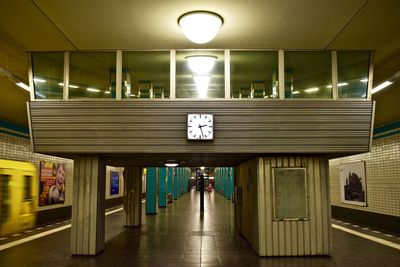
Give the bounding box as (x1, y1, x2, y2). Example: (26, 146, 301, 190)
(273, 168, 308, 220)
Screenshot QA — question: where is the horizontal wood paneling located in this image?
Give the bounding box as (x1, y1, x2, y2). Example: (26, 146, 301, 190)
(29, 100, 374, 154)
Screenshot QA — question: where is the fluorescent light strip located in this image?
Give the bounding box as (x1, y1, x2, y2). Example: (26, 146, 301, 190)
(33, 78, 46, 83)
(337, 82, 348, 87)
(292, 91, 300, 95)
(16, 82, 31, 91)
(87, 88, 100, 93)
(372, 81, 393, 94)
(360, 78, 368, 83)
(304, 87, 319, 93)
(58, 83, 79, 88)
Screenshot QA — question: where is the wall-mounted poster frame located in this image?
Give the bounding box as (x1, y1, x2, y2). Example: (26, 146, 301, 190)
(39, 160, 66, 206)
(272, 167, 308, 220)
(110, 170, 120, 196)
(340, 161, 367, 206)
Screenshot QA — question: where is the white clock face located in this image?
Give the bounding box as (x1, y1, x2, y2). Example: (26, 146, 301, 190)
(187, 114, 213, 140)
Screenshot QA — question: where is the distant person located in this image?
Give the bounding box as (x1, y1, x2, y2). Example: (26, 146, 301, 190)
(207, 183, 213, 198)
(48, 164, 65, 204)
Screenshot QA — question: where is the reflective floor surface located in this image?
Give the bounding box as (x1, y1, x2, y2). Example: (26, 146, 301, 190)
(0, 190, 399, 267)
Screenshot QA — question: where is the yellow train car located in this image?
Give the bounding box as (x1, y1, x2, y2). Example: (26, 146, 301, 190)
(0, 159, 38, 237)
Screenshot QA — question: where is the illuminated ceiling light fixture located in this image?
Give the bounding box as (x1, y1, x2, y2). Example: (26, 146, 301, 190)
(58, 82, 79, 88)
(372, 81, 393, 94)
(16, 82, 31, 91)
(178, 11, 223, 44)
(165, 160, 179, 167)
(304, 87, 319, 93)
(292, 90, 300, 95)
(165, 163, 179, 167)
(87, 87, 100, 93)
(337, 82, 349, 87)
(360, 78, 368, 83)
(33, 77, 46, 83)
(186, 55, 217, 75)
(200, 166, 205, 170)
(0, 66, 31, 92)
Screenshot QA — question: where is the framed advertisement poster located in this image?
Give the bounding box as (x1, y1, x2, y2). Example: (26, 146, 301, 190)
(340, 161, 367, 206)
(39, 161, 66, 206)
(110, 171, 120, 195)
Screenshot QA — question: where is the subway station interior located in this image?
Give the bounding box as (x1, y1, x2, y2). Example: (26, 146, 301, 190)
(0, 1, 399, 266)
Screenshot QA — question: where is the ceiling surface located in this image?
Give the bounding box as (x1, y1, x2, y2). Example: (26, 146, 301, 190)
(0, 0, 399, 164)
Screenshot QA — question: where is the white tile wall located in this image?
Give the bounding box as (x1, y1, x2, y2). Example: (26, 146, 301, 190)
(329, 134, 400, 217)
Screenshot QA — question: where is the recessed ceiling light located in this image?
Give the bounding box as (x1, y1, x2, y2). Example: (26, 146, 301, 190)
(360, 78, 368, 83)
(338, 82, 348, 87)
(200, 166, 205, 170)
(292, 90, 300, 94)
(186, 55, 217, 74)
(372, 81, 393, 94)
(326, 85, 333, 88)
(178, 11, 223, 44)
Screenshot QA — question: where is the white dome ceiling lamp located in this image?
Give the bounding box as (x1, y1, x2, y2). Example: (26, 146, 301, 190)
(178, 11, 223, 44)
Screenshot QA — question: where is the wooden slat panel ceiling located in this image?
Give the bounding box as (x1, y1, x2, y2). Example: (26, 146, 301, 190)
(29, 100, 374, 154)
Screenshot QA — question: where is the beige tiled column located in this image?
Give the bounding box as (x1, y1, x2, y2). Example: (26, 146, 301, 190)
(124, 166, 142, 227)
(71, 156, 106, 255)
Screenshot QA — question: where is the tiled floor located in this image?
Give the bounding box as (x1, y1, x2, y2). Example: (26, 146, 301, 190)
(0, 190, 399, 267)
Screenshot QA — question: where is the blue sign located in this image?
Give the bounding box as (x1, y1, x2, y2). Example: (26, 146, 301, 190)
(110, 171, 119, 195)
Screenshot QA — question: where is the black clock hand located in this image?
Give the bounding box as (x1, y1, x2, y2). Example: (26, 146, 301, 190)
(199, 126, 205, 137)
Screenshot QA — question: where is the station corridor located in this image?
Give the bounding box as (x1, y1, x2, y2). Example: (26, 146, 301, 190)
(0, 190, 398, 267)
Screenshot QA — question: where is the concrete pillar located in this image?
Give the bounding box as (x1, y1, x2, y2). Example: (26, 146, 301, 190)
(123, 166, 142, 227)
(71, 156, 106, 255)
